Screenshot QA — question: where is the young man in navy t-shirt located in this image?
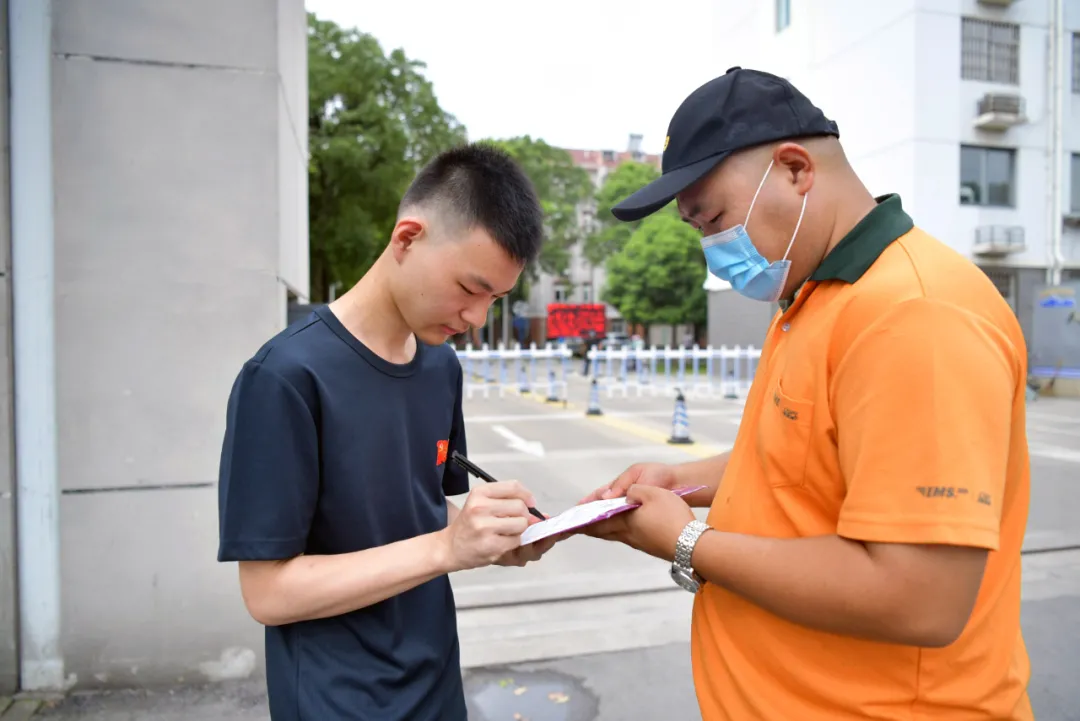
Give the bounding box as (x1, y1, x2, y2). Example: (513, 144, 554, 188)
(216, 144, 556, 721)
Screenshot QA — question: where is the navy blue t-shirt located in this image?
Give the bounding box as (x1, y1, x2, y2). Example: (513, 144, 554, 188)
(216, 305, 471, 721)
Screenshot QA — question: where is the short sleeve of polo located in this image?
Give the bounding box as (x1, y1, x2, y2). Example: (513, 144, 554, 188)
(217, 360, 319, 562)
(443, 362, 470, 497)
(832, 298, 1018, 551)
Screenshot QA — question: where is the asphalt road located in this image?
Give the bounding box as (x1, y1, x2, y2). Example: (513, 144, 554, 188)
(33, 375, 1080, 721)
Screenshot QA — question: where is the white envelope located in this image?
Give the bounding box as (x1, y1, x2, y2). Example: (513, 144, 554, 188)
(519, 486, 707, 546)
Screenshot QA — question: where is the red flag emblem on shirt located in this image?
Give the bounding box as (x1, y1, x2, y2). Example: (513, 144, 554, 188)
(436, 440, 449, 466)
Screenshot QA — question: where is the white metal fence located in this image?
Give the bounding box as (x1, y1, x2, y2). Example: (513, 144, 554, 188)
(454, 342, 760, 401)
(456, 343, 574, 400)
(584, 345, 760, 399)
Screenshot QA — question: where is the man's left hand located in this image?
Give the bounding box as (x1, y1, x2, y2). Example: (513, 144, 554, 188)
(494, 535, 560, 566)
(584, 485, 696, 562)
(493, 513, 563, 567)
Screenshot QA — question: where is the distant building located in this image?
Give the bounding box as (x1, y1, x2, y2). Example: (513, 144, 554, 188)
(519, 135, 662, 343)
(706, 0, 1080, 354)
(564, 134, 663, 190)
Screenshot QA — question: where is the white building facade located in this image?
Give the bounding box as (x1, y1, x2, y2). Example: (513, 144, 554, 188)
(709, 0, 1080, 346)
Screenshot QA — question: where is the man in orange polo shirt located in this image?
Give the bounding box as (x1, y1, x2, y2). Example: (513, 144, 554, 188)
(581, 67, 1033, 720)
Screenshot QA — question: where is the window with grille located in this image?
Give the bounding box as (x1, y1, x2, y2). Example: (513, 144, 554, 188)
(980, 268, 1015, 309)
(1073, 33, 1080, 94)
(961, 18, 1020, 85)
(982, 269, 1011, 295)
(776, 0, 790, 32)
(1073, 153, 1080, 212)
(960, 145, 1016, 207)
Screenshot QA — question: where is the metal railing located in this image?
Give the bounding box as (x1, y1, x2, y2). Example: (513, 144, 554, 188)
(456, 342, 574, 400)
(974, 225, 1025, 255)
(454, 342, 761, 401)
(585, 345, 761, 399)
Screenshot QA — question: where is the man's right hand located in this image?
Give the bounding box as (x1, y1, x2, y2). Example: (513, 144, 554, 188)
(578, 451, 731, 509)
(578, 462, 679, 505)
(441, 481, 539, 572)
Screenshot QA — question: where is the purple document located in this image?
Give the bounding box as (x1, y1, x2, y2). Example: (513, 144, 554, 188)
(518, 485, 708, 546)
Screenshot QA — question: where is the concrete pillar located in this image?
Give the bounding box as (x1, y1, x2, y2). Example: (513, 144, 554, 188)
(0, 0, 17, 695)
(38, 0, 309, 688)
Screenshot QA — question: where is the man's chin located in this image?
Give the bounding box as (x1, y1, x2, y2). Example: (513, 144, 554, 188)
(417, 326, 459, 345)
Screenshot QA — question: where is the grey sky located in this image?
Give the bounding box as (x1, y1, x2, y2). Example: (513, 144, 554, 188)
(305, 0, 724, 155)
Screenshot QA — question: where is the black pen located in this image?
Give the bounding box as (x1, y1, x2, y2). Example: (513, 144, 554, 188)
(451, 451, 546, 521)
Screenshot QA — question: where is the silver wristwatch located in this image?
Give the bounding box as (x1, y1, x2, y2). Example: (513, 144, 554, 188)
(670, 520, 710, 593)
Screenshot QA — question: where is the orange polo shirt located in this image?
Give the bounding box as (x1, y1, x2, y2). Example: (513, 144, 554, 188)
(691, 195, 1032, 720)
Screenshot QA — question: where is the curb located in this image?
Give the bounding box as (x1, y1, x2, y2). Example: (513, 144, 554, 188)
(453, 568, 674, 609)
(0, 697, 44, 720)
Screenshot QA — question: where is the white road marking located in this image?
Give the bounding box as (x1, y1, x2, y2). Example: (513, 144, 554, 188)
(467, 408, 743, 424)
(468, 403, 1078, 465)
(467, 445, 697, 465)
(1028, 444, 1080, 465)
(1021, 550, 1080, 603)
(490, 424, 546, 458)
(1027, 411, 1080, 426)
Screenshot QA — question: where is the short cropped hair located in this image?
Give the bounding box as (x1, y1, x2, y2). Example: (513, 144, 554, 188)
(399, 143, 544, 266)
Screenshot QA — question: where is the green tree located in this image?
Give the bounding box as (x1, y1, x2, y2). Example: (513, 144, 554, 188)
(603, 212, 707, 333)
(583, 161, 665, 266)
(307, 12, 467, 302)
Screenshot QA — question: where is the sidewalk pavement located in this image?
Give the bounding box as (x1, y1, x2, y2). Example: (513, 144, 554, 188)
(26, 643, 699, 721)
(28, 585, 1080, 721)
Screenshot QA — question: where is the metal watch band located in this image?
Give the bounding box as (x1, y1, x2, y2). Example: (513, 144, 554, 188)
(674, 520, 710, 570)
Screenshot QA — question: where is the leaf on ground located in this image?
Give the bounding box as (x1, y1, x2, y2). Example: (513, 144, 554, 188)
(498, 677, 514, 688)
(513, 686, 528, 696)
(548, 691, 570, 703)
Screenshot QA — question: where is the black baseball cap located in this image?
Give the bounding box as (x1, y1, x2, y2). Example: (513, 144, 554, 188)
(611, 67, 839, 222)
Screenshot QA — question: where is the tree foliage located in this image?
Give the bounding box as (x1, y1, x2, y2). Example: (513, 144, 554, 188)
(602, 212, 707, 329)
(307, 12, 467, 302)
(306, 13, 599, 307)
(485, 136, 595, 283)
(583, 161, 663, 266)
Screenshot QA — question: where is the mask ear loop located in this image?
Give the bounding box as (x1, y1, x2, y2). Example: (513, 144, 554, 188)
(780, 191, 808, 262)
(743, 159, 774, 227)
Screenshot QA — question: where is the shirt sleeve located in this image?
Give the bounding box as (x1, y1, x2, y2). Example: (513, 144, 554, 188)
(442, 360, 470, 497)
(217, 359, 320, 562)
(832, 298, 1020, 551)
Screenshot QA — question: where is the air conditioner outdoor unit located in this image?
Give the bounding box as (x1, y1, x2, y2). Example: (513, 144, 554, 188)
(974, 93, 1026, 131)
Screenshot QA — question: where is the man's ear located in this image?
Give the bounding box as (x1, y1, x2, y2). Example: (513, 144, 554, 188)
(773, 142, 814, 195)
(389, 217, 425, 263)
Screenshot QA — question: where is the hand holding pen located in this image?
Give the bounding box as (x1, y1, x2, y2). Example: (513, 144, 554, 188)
(437, 451, 555, 572)
(452, 451, 546, 520)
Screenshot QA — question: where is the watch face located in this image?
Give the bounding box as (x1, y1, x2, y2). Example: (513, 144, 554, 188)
(670, 565, 699, 593)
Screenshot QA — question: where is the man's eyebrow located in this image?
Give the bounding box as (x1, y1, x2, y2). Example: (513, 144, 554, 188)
(678, 206, 701, 227)
(466, 274, 496, 294)
(677, 200, 700, 224)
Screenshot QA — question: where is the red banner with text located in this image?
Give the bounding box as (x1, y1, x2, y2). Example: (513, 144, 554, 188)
(546, 303, 606, 338)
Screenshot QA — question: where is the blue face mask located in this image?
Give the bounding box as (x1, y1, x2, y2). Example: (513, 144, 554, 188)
(699, 160, 807, 303)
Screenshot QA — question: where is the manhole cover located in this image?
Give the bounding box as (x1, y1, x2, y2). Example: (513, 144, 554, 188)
(465, 669, 598, 721)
